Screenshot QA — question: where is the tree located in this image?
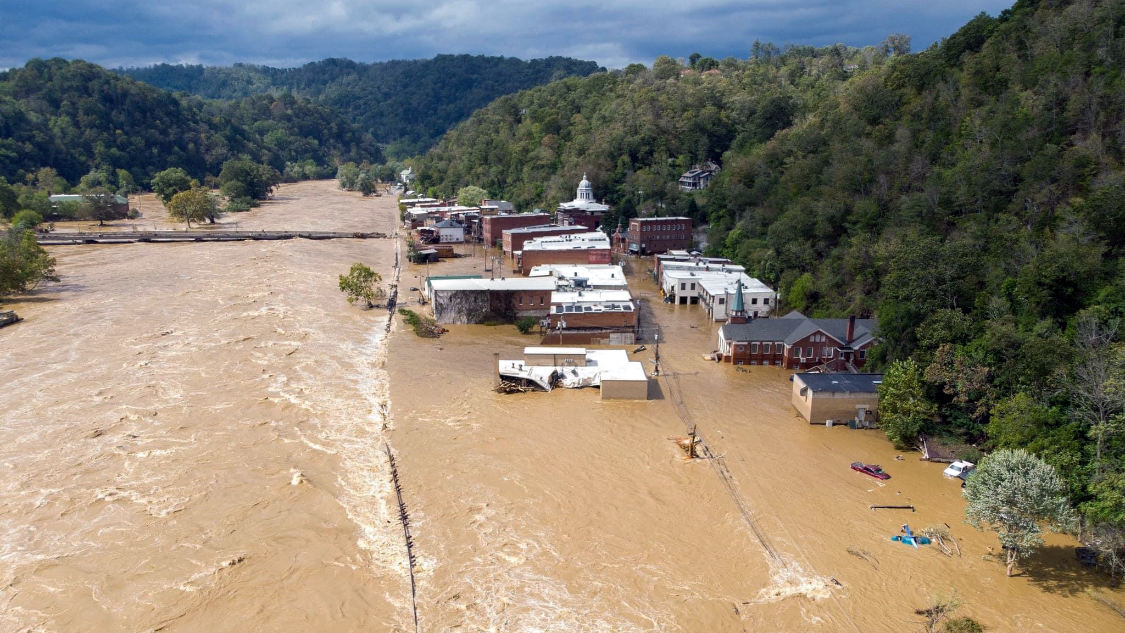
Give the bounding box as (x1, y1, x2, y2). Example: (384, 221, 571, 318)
(337, 163, 361, 190)
(689, 53, 702, 68)
(456, 185, 489, 207)
(0, 178, 18, 218)
(884, 33, 912, 56)
(338, 263, 384, 309)
(11, 210, 43, 229)
(167, 188, 220, 227)
(219, 159, 281, 202)
(964, 449, 1076, 576)
(151, 168, 197, 205)
(80, 188, 118, 226)
(0, 227, 58, 299)
(878, 359, 936, 448)
(653, 56, 681, 80)
(1068, 315, 1124, 476)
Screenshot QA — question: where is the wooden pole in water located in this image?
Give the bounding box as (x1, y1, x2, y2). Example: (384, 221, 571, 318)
(494, 352, 500, 389)
(870, 505, 915, 512)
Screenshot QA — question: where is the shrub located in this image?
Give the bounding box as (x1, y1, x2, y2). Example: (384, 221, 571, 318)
(944, 617, 983, 633)
(11, 210, 43, 229)
(516, 316, 537, 334)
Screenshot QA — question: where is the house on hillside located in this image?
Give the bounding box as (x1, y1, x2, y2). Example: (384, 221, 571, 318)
(717, 310, 877, 370)
(678, 162, 720, 191)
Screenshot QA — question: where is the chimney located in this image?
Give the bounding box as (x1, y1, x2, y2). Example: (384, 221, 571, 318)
(846, 315, 856, 345)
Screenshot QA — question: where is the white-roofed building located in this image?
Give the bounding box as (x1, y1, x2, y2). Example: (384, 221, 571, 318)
(519, 231, 613, 274)
(527, 264, 629, 290)
(498, 347, 648, 399)
(425, 276, 556, 324)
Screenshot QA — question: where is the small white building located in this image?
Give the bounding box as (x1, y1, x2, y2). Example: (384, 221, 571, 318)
(498, 347, 648, 399)
(431, 219, 465, 243)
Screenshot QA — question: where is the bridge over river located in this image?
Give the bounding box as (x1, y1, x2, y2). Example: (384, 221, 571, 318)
(35, 230, 389, 245)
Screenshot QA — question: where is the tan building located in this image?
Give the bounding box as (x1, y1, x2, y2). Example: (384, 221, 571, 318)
(791, 373, 882, 426)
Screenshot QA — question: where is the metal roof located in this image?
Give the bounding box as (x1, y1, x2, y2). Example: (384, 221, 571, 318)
(795, 373, 883, 394)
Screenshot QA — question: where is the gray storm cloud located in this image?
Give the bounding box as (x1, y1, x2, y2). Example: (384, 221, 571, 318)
(0, 0, 1013, 69)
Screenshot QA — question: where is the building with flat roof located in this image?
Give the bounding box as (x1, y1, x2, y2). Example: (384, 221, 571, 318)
(519, 232, 613, 275)
(628, 216, 692, 255)
(792, 373, 882, 425)
(426, 277, 556, 324)
(697, 275, 775, 321)
(502, 224, 589, 262)
(527, 264, 629, 290)
(481, 213, 552, 248)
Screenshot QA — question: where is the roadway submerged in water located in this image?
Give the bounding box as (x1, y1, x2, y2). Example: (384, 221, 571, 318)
(1, 181, 1122, 632)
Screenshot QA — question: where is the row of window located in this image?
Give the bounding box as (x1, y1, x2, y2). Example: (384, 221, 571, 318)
(732, 343, 868, 361)
(716, 296, 770, 305)
(638, 224, 688, 232)
(516, 295, 547, 306)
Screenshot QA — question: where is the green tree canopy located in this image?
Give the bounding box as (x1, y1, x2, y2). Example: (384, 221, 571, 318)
(0, 178, 19, 219)
(878, 359, 935, 448)
(964, 448, 1076, 576)
(0, 227, 58, 299)
(167, 188, 220, 227)
(151, 168, 197, 205)
(219, 159, 280, 203)
(456, 185, 489, 207)
(338, 263, 385, 309)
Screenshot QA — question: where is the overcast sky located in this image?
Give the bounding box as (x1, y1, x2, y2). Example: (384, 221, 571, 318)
(1, 1, 1013, 70)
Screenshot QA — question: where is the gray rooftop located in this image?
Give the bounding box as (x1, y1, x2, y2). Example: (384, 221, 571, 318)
(796, 373, 884, 394)
(721, 311, 877, 347)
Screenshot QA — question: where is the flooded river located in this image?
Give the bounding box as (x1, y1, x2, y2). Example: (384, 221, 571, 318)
(2, 180, 1122, 632)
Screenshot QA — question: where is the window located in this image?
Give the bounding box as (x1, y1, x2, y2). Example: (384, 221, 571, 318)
(806, 347, 813, 358)
(763, 298, 770, 305)
(718, 297, 725, 305)
(518, 296, 524, 305)
(827, 347, 834, 358)
(690, 283, 696, 290)
(751, 343, 759, 354)
(751, 297, 758, 305)
(859, 349, 867, 360)
(763, 343, 771, 354)
(680, 283, 686, 290)
(539, 296, 544, 305)
(736, 345, 745, 352)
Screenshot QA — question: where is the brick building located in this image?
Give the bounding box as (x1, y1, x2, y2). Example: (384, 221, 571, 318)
(717, 310, 877, 370)
(481, 213, 551, 248)
(425, 277, 555, 324)
(502, 224, 589, 262)
(518, 232, 613, 275)
(556, 173, 610, 230)
(628, 217, 693, 255)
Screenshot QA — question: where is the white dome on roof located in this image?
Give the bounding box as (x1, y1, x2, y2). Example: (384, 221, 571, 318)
(576, 172, 594, 202)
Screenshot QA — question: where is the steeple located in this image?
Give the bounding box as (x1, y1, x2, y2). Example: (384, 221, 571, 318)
(728, 285, 748, 324)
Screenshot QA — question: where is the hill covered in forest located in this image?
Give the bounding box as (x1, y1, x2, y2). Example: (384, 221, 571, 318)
(0, 58, 381, 188)
(417, 0, 1125, 537)
(118, 55, 603, 157)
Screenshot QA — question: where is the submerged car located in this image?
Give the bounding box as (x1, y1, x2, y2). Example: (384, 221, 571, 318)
(850, 462, 891, 480)
(944, 460, 975, 478)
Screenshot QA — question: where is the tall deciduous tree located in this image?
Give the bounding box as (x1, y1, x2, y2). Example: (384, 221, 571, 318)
(0, 227, 58, 299)
(167, 188, 220, 227)
(80, 188, 118, 226)
(151, 168, 196, 205)
(964, 449, 1075, 576)
(878, 359, 935, 448)
(219, 159, 281, 203)
(456, 186, 489, 207)
(338, 263, 385, 309)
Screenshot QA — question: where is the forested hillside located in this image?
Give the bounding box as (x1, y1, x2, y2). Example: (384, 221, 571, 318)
(119, 55, 602, 157)
(418, 0, 1125, 556)
(0, 58, 380, 187)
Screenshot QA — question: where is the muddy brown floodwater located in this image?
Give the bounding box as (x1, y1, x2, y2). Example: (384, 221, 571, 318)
(2, 180, 1123, 632)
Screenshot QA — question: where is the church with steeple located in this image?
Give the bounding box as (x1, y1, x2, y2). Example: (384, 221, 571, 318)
(557, 172, 610, 230)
